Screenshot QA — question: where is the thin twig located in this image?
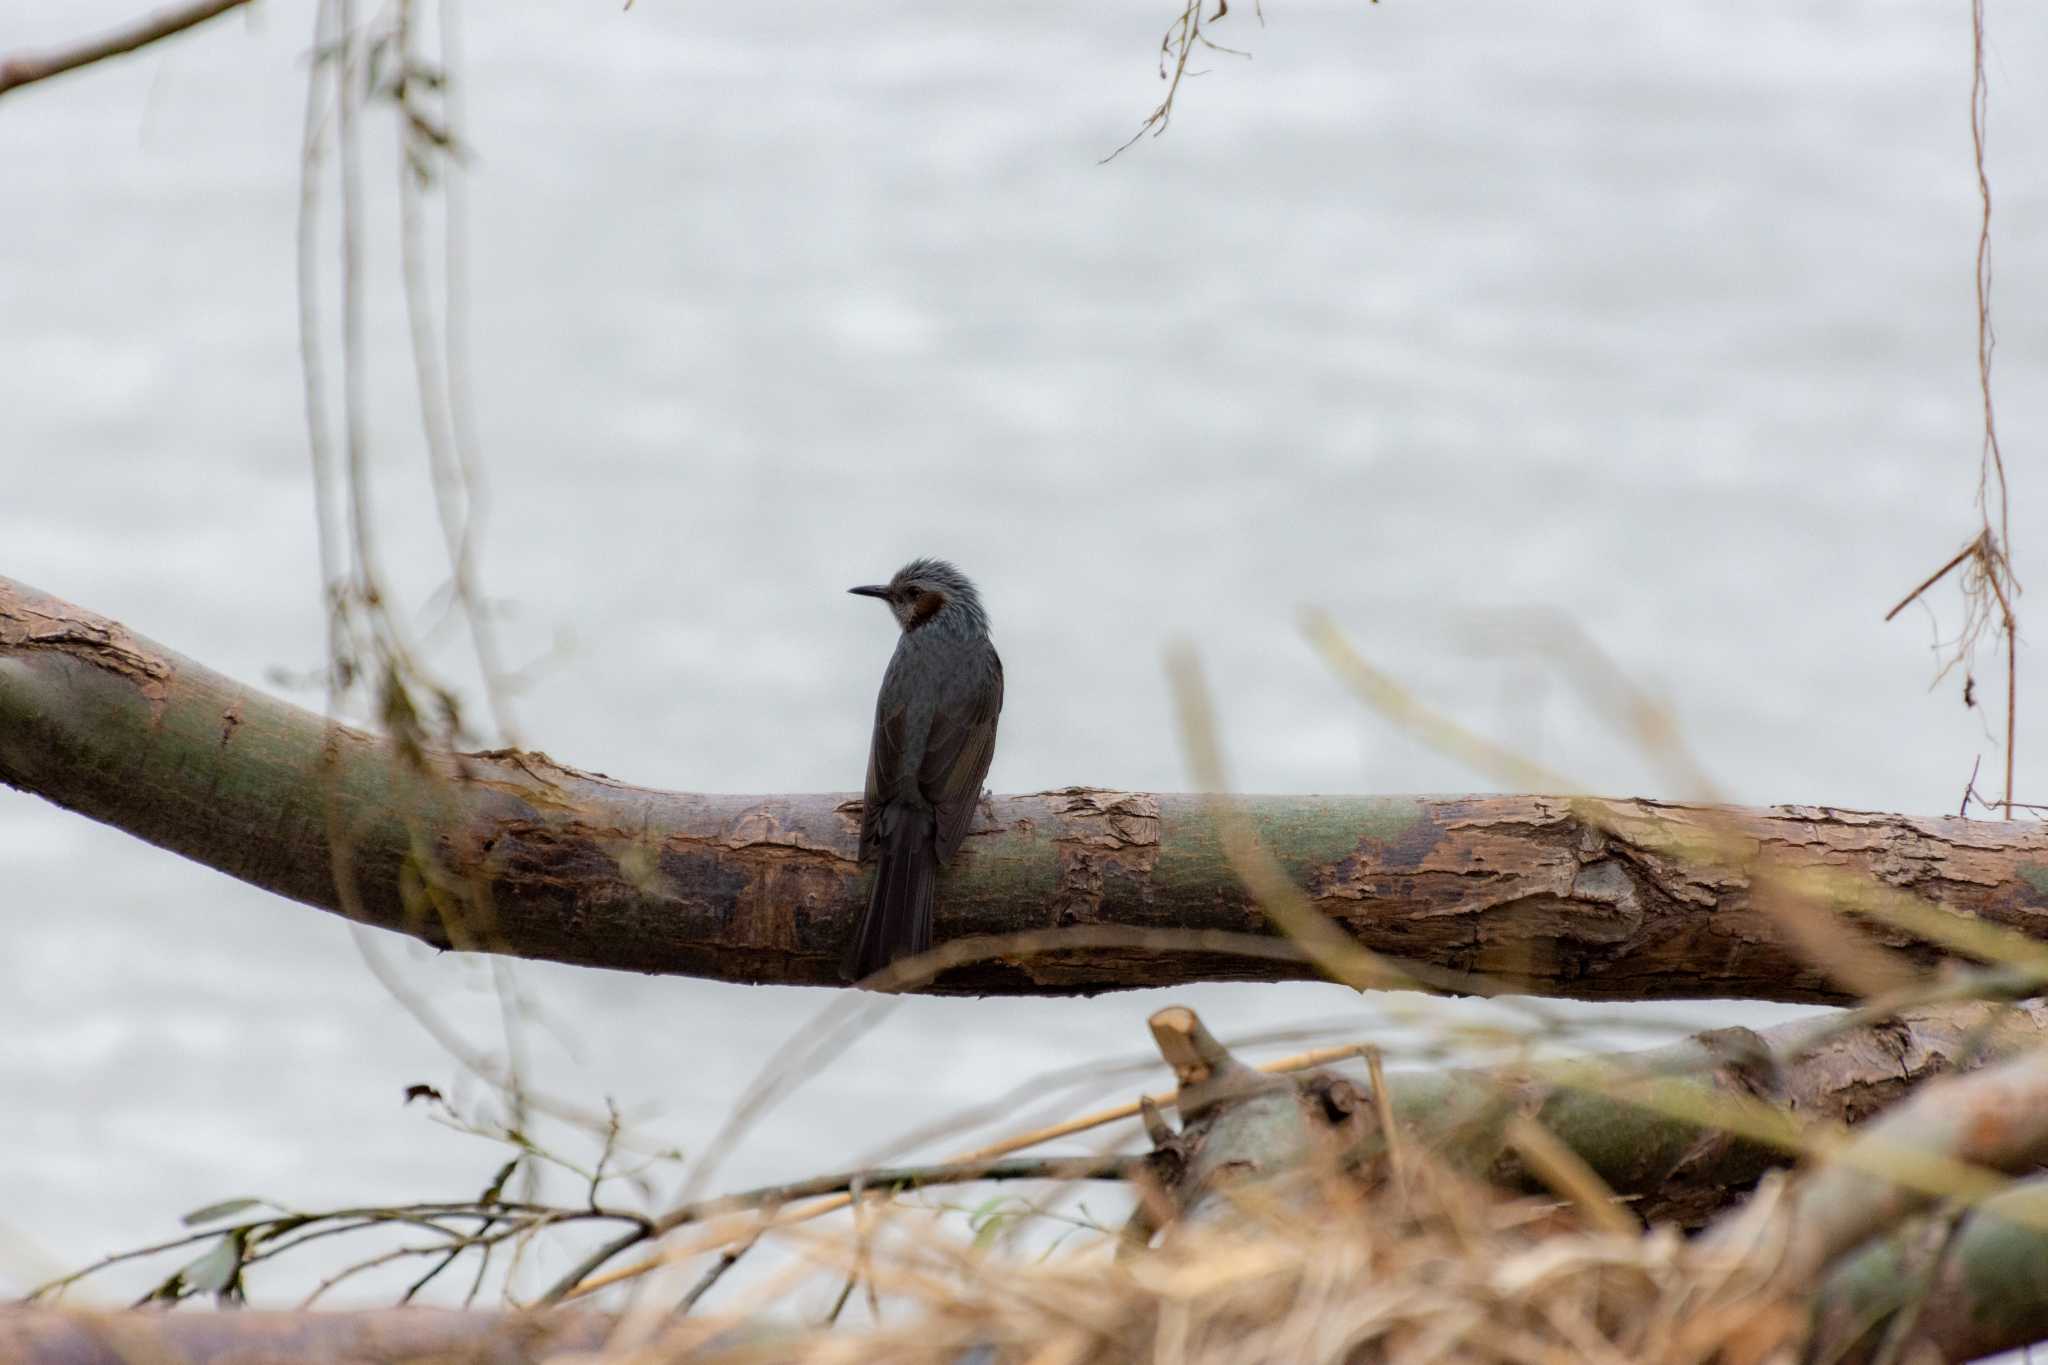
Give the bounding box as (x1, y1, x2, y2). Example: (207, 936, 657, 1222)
(0, 0, 252, 98)
(544, 1155, 1138, 1305)
(400, 1225, 487, 1304)
(677, 1229, 762, 1317)
(1970, 0, 2018, 818)
(1885, 535, 1984, 623)
(395, 0, 520, 746)
(1103, 0, 1257, 162)
(822, 1268, 860, 1326)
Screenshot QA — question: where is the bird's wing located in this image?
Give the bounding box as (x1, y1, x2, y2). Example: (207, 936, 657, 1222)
(923, 646, 1003, 864)
(861, 697, 906, 863)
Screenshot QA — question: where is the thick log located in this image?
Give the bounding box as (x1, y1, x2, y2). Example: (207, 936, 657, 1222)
(7, 573, 2048, 998)
(1706, 1037, 2048, 1297)
(1113, 1000, 2048, 1234)
(1410, 999, 2048, 1228)
(1814, 1174, 2048, 1364)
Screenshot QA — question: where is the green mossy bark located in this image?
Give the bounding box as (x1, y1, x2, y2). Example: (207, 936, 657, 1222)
(11, 573, 2048, 999)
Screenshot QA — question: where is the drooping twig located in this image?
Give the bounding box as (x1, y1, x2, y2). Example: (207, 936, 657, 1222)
(1975, 0, 2020, 823)
(1103, 0, 1253, 162)
(1890, 3, 2025, 822)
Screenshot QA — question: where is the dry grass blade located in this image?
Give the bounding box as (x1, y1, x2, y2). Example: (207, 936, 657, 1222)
(1362, 1047, 1405, 1195)
(1503, 1116, 1639, 1240)
(1304, 608, 1926, 1000)
(1302, 608, 1579, 795)
(1450, 607, 1722, 801)
(572, 1153, 1815, 1364)
(563, 1037, 1377, 1302)
(1163, 641, 1418, 995)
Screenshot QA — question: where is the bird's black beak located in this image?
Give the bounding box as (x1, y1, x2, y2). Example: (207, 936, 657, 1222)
(847, 584, 892, 600)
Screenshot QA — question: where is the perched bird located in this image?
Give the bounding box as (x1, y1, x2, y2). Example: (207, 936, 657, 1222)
(843, 558, 1004, 981)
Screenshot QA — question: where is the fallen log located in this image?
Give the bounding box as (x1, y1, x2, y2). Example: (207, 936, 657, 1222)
(7, 573, 2048, 998)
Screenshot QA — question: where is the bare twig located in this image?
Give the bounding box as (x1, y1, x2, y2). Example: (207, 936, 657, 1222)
(675, 1230, 761, 1317)
(539, 1155, 1137, 1304)
(395, 0, 520, 746)
(1970, 0, 2009, 579)
(1104, 0, 1251, 162)
(0, 0, 252, 98)
(1893, 3, 2025, 821)
(29, 1197, 641, 1305)
(1885, 534, 1985, 623)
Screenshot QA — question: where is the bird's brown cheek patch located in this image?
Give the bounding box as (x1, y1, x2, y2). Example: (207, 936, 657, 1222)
(908, 591, 946, 627)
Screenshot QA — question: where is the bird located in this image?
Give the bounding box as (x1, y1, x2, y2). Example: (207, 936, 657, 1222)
(843, 557, 1004, 981)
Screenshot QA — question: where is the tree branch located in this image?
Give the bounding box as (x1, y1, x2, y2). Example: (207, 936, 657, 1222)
(0, 0, 253, 99)
(7, 572, 2048, 998)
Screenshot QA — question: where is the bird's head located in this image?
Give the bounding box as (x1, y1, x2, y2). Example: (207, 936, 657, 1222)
(848, 558, 988, 636)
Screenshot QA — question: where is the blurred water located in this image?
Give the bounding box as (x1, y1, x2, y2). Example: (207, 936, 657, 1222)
(2, 0, 2045, 1306)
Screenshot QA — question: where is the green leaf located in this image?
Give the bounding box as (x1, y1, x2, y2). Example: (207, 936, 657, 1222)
(1038, 1227, 1080, 1263)
(180, 1235, 242, 1295)
(965, 1194, 1010, 1233)
(968, 1196, 1020, 1250)
(180, 1198, 261, 1228)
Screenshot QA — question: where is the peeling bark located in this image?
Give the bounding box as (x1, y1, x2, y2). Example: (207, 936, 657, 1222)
(8, 573, 2048, 997)
(1708, 1038, 2048, 1296)
(1413, 1000, 2048, 1228)
(1123, 1002, 2048, 1232)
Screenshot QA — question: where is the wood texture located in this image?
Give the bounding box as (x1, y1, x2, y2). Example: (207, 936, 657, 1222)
(8, 573, 2048, 998)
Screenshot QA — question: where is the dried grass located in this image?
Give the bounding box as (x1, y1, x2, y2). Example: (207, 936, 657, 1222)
(594, 1157, 1809, 1365)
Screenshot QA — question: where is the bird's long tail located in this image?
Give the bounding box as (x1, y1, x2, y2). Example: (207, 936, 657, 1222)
(844, 805, 938, 983)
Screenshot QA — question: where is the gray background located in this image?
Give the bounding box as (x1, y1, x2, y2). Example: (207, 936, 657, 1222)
(3, 0, 2045, 1306)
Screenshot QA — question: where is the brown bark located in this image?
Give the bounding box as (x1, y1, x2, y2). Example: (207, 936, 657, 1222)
(1706, 1032, 2048, 1295)
(0, 0, 253, 99)
(1119, 1001, 2048, 1235)
(7, 572, 2048, 998)
(1440, 998, 2048, 1228)
(1815, 1173, 2048, 1364)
